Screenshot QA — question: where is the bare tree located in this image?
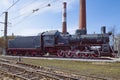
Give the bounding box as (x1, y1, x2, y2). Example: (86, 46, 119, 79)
(115, 34, 120, 57)
(109, 26, 120, 57)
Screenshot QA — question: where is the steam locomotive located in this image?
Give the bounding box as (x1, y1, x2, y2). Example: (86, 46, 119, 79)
(7, 26, 117, 58)
(7, 1, 118, 58)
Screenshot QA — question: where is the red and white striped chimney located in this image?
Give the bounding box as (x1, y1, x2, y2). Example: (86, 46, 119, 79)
(62, 2, 67, 34)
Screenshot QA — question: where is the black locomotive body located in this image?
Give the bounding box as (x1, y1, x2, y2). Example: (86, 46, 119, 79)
(7, 27, 117, 58)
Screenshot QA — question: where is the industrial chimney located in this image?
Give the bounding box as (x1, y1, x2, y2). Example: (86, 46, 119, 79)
(80, 0, 86, 30)
(62, 2, 67, 34)
(76, 0, 87, 35)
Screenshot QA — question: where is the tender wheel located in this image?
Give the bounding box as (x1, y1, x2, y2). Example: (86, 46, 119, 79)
(36, 51, 43, 57)
(25, 51, 30, 56)
(7, 51, 12, 55)
(57, 50, 65, 57)
(13, 51, 17, 56)
(31, 51, 36, 56)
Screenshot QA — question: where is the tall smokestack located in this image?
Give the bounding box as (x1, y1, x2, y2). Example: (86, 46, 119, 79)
(79, 0, 86, 32)
(62, 2, 67, 34)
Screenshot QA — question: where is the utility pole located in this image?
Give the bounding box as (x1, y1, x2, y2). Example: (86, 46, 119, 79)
(3, 12, 8, 55)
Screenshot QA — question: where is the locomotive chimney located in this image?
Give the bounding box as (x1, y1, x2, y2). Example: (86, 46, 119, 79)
(101, 26, 106, 34)
(62, 2, 67, 34)
(76, 0, 87, 35)
(79, 0, 86, 30)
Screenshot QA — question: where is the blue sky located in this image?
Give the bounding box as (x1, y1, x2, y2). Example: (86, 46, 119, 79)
(0, 0, 120, 36)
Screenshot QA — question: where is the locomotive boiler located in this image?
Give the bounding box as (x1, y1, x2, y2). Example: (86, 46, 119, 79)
(7, 0, 117, 58)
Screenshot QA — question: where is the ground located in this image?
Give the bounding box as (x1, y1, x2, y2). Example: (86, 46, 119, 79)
(22, 57, 120, 80)
(0, 55, 120, 80)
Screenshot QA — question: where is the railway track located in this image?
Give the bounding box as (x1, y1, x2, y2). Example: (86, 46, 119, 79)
(17, 62, 108, 80)
(0, 57, 109, 80)
(0, 62, 58, 80)
(0, 58, 79, 80)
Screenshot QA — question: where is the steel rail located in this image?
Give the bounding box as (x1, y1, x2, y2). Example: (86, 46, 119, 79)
(0, 59, 79, 80)
(0, 57, 110, 80)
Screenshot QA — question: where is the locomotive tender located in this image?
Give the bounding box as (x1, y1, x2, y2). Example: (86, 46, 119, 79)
(7, 0, 117, 58)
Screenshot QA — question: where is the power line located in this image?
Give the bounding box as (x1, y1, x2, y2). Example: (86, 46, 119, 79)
(9, 0, 54, 21)
(13, 0, 40, 13)
(12, 4, 51, 27)
(10, 0, 60, 26)
(0, 0, 20, 17)
(13, 13, 33, 27)
(9, 13, 27, 20)
(6, 0, 20, 11)
(9, 0, 41, 20)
